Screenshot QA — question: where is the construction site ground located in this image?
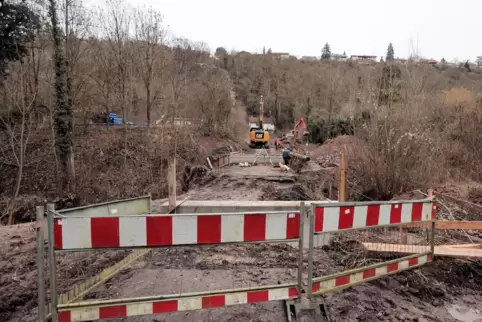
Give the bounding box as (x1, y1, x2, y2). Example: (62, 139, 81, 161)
(2, 137, 482, 322)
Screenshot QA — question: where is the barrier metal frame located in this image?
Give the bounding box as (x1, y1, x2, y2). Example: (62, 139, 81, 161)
(307, 198, 437, 297)
(37, 196, 153, 321)
(46, 204, 306, 322)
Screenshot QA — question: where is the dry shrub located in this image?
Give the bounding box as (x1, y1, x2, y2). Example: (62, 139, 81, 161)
(0, 126, 207, 223)
(353, 102, 442, 200)
(438, 88, 482, 179)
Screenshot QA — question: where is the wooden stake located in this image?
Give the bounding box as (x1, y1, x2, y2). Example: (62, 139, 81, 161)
(338, 152, 347, 202)
(168, 156, 176, 212)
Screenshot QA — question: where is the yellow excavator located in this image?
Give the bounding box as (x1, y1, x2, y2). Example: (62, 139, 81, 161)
(249, 95, 270, 148)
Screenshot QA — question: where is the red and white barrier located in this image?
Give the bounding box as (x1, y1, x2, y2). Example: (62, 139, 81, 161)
(314, 201, 436, 233)
(311, 253, 431, 295)
(58, 286, 298, 322)
(54, 212, 300, 250)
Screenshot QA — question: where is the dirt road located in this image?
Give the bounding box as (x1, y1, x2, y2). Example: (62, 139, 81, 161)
(3, 155, 482, 321)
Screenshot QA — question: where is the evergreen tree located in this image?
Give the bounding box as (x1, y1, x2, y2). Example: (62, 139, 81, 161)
(441, 58, 447, 64)
(386, 43, 395, 61)
(0, 1, 40, 81)
(321, 43, 331, 60)
(378, 64, 402, 105)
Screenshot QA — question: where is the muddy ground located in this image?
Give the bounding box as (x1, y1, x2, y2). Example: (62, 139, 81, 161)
(2, 146, 482, 321)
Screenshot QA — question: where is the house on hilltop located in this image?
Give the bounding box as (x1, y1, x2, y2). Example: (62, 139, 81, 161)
(350, 55, 377, 64)
(331, 53, 348, 61)
(301, 56, 318, 61)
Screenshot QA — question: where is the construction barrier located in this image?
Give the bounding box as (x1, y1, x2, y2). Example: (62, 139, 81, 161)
(36, 196, 153, 320)
(38, 197, 438, 321)
(307, 199, 436, 297)
(46, 209, 304, 322)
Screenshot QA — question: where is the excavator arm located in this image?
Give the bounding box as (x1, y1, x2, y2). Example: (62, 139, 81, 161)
(293, 117, 309, 139)
(259, 95, 264, 129)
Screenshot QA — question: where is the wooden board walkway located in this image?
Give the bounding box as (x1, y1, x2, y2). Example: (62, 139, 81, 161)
(363, 243, 482, 258)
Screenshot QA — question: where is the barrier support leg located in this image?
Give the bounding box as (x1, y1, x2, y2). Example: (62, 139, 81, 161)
(307, 205, 315, 298)
(297, 202, 305, 297)
(36, 206, 46, 322)
(47, 204, 58, 322)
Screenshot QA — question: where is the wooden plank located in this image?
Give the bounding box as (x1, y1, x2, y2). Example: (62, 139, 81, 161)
(436, 220, 482, 230)
(402, 221, 482, 230)
(440, 244, 481, 249)
(338, 152, 347, 202)
(363, 243, 482, 258)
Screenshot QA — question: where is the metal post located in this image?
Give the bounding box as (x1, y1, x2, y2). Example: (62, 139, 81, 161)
(297, 202, 305, 297)
(307, 204, 315, 298)
(47, 204, 58, 322)
(36, 206, 46, 322)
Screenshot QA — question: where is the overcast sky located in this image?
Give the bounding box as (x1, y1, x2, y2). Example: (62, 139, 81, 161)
(94, 0, 481, 62)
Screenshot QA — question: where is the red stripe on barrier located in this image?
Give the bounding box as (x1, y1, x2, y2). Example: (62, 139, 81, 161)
(58, 311, 71, 322)
(286, 213, 301, 239)
(247, 290, 269, 303)
(338, 206, 354, 230)
(99, 304, 127, 319)
(387, 263, 399, 273)
(432, 203, 437, 220)
(153, 300, 178, 313)
(289, 287, 298, 298)
(411, 203, 423, 222)
(202, 295, 225, 308)
(54, 218, 63, 249)
(315, 208, 324, 232)
(427, 254, 432, 261)
(408, 257, 419, 266)
(91, 218, 120, 248)
(146, 216, 173, 246)
(312, 281, 321, 293)
(198, 215, 221, 244)
(366, 205, 380, 226)
(363, 268, 376, 279)
(244, 214, 266, 241)
(335, 275, 350, 287)
(390, 204, 402, 224)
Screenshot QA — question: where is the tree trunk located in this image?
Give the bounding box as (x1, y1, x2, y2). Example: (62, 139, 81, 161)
(146, 86, 151, 127)
(48, 0, 73, 192)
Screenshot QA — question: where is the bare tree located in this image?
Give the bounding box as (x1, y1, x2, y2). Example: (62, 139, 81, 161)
(0, 56, 43, 224)
(102, 0, 131, 124)
(132, 5, 166, 126)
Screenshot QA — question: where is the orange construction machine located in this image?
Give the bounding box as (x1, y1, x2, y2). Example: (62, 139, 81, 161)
(249, 95, 270, 148)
